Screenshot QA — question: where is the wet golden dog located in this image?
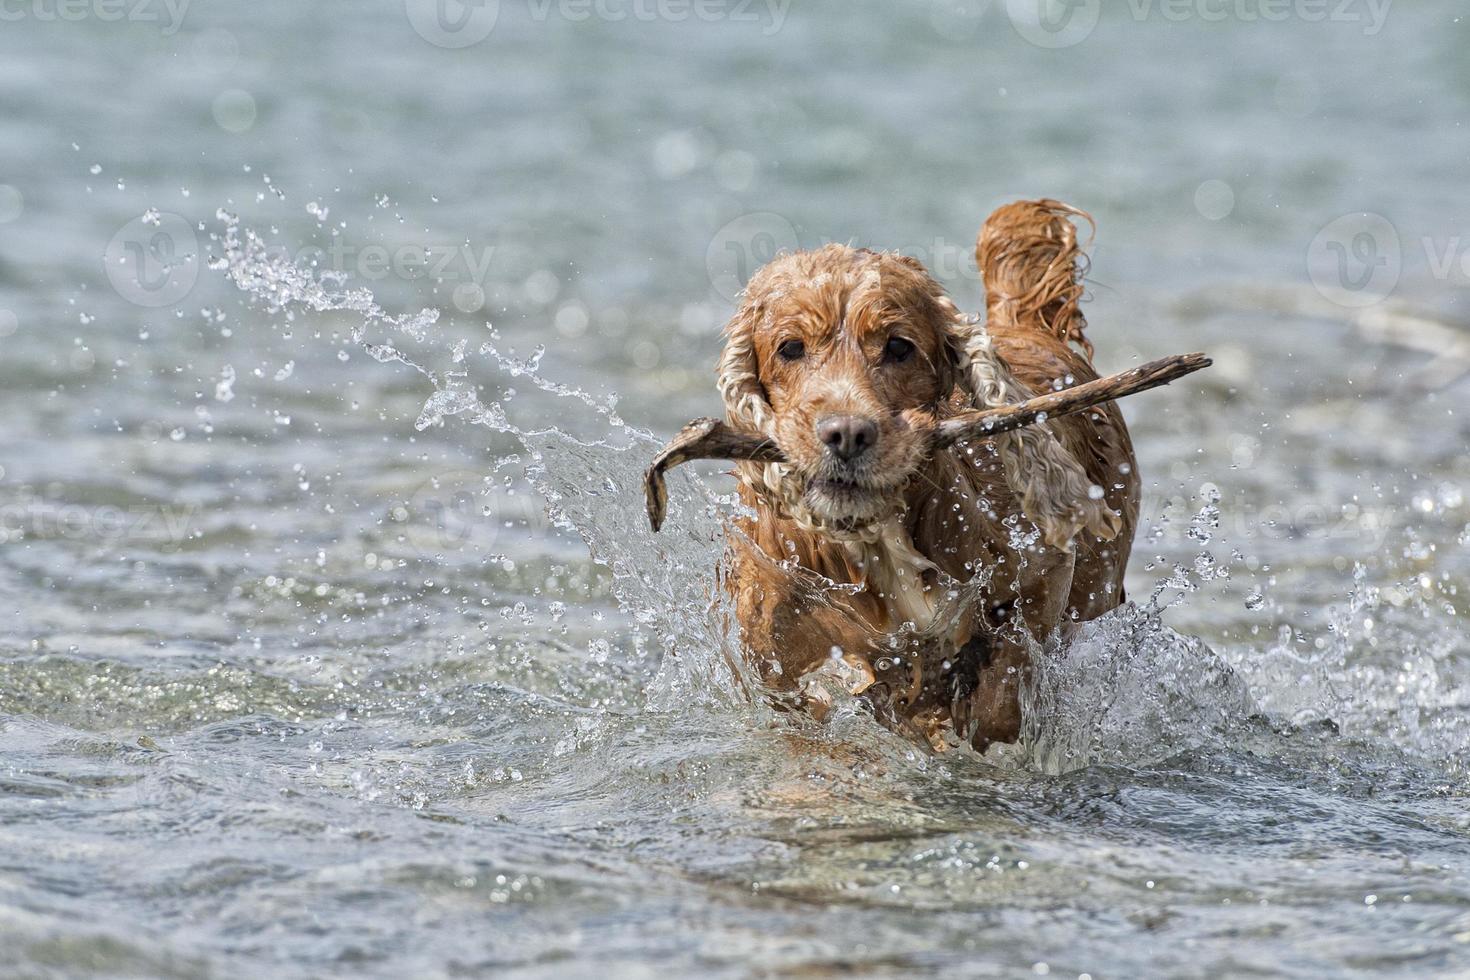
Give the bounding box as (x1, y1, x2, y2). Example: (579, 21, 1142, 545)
(716, 201, 1140, 752)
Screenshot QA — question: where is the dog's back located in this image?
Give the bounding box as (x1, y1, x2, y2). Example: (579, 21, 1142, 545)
(977, 200, 1140, 617)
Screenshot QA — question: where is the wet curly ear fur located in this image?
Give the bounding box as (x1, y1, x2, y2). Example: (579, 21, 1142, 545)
(940, 309, 1119, 550)
(716, 290, 810, 527)
(716, 298, 775, 439)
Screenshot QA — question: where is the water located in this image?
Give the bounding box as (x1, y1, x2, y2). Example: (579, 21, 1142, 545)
(2, 2, 1469, 976)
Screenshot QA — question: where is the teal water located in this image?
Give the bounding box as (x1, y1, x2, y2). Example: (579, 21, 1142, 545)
(1, 2, 1468, 976)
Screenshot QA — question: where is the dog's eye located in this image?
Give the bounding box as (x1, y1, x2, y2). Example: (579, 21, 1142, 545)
(883, 337, 916, 364)
(776, 339, 805, 362)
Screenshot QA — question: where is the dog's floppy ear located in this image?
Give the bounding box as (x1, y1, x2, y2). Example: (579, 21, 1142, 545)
(715, 287, 810, 523)
(942, 316, 1119, 550)
(716, 294, 776, 438)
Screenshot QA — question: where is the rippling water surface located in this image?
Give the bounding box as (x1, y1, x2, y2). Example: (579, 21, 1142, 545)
(1, 2, 1468, 976)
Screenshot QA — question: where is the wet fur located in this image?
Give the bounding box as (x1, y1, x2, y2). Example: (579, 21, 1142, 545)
(719, 200, 1141, 752)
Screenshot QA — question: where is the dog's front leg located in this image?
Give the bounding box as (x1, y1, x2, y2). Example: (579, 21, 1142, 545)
(955, 553, 1077, 752)
(729, 540, 881, 694)
(951, 633, 1027, 751)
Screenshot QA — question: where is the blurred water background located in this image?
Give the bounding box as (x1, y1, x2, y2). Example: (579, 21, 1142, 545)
(1, 1, 1469, 976)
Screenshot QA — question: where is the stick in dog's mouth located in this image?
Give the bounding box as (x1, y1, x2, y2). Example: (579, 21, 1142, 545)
(644, 352, 1212, 532)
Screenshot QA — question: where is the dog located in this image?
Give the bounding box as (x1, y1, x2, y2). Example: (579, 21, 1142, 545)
(714, 200, 1140, 752)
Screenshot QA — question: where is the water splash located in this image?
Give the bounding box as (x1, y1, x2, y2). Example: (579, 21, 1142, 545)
(1014, 602, 1255, 775)
(1017, 485, 1470, 776)
(1246, 562, 1469, 774)
(210, 209, 763, 714)
(208, 209, 1470, 779)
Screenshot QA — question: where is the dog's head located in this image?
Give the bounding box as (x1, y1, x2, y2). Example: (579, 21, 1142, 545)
(716, 240, 1119, 547)
(717, 245, 963, 527)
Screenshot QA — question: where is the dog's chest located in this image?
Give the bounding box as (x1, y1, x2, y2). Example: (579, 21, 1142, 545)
(847, 530, 940, 630)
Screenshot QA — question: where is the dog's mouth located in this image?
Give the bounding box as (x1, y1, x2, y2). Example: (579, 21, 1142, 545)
(802, 468, 904, 523)
(811, 475, 862, 492)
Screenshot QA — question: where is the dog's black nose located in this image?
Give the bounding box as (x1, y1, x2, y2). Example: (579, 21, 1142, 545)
(816, 416, 879, 461)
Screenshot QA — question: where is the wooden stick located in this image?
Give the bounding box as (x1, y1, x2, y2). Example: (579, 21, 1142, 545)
(644, 352, 1211, 531)
(643, 417, 783, 532)
(933, 351, 1211, 448)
